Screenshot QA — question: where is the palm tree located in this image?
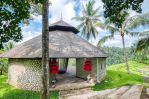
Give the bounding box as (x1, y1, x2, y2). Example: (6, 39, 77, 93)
(135, 31, 149, 51)
(72, 0, 101, 40)
(41, 0, 50, 99)
(98, 12, 149, 73)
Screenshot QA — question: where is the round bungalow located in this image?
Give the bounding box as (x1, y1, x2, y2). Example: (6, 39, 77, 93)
(0, 20, 108, 91)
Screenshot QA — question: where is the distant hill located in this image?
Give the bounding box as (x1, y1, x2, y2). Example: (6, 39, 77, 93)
(101, 47, 149, 65)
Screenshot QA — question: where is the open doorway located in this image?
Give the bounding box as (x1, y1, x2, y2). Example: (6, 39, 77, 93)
(57, 58, 76, 75)
(58, 58, 76, 75)
(56, 58, 81, 84)
(49, 58, 91, 90)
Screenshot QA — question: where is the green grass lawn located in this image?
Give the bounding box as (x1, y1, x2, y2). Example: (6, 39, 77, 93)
(0, 75, 59, 99)
(93, 61, 149, 91)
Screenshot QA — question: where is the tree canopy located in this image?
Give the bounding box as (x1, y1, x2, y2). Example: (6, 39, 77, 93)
(0, 0, 43, 49)
(102, 0, 144, 27)
(101, 46, 149, 65)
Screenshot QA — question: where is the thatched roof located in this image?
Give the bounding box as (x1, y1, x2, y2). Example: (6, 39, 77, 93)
(0, 20, 107, 58)
(49, 20, 79, 34)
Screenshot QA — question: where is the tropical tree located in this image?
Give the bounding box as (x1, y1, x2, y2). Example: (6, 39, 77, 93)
(135, 31, 149, 51)
(72, 0, 101, 40)
(98, 13, 149, 73)
(1, 0, 50, 98)
(101, 0, 144, 74)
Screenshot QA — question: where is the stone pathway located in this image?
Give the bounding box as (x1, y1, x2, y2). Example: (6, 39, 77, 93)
(59, 85, 143, 99)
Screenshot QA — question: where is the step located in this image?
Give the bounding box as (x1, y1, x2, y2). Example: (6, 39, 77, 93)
(59, 88, 92, 98)
(105, 86, 130, 99)
(146, 88, 149, 96)
(119, 85, 143, 99)
(88, 88, 117, 99)
(49, 82, 92, 91)
(60, 85, 143, 99)
(61, 91, 100, 99)
(60, 88, 117, 99)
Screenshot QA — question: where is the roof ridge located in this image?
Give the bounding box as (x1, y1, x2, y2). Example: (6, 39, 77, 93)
(50, 20, 73, 27)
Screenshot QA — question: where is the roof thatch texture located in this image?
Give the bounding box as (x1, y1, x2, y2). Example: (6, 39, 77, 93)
(0, 30, 107, 58)
(49, 20, 79, 34)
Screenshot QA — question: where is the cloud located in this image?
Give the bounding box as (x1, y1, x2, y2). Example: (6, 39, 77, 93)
(142, 0, 149, 13)
(49, 0, 77, 26)
(20, 0, 78, 43)
(30, 14, 42, 23)
(20, 30, 40, 43)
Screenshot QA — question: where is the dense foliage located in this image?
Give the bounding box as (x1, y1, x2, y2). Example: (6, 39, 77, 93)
(102, 46, 149, 65)
(102, 0, 143, 27)
(0, 0, 44, 49)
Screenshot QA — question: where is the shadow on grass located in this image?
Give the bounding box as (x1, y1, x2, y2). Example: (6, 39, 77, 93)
(1, 89, 59, 99)
(93, 70, 145, 91)
(0, 75, 59, 99)
(1, 90, 40, 99)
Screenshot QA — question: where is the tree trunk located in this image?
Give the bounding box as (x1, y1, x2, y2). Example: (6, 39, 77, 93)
(120, 30, 130, 74)
(41, 0, 50, 99)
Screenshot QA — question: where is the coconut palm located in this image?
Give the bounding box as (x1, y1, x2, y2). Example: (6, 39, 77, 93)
(97, 12, 149, 73)
(72, 0, 101, 40)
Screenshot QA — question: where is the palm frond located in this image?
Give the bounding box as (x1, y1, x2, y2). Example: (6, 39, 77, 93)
(71, 0, 101, 40)
(98, 34, 114, 46)
(126, 12, 149, 30)
(105, 25, 119, 35)
(129, 32, 140, 36)
(139, 31, 149, 36)
(72, 16, 84, 21)
(92, 6, 100, 16)
(96, 22, 106, 29)
(87, 0, 95, 16)
(76, 22, 84, 30)
(136, 36, 149, 51)
(96, 21, 119, 34)
(129, 31, 149, 37)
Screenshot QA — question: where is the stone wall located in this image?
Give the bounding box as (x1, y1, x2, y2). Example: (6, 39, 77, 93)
(96, 58, 106, 82)
(8, 58, 42, 91)
(76, 58, 106, 82)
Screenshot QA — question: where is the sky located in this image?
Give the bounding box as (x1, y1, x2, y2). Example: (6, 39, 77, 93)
(21, 0, 149, 47)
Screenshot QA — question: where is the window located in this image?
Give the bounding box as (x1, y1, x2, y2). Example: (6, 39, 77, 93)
(101, 64, 103, 70)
